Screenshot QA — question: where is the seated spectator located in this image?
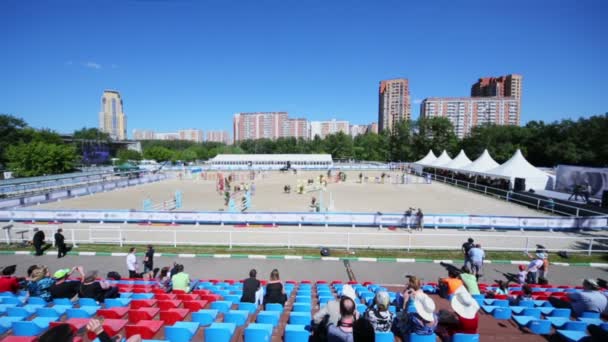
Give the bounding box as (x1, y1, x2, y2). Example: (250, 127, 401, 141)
(393, 290, 438, 339)
(0, 265, 19, 293)
(353, 318, 375, 342)
(156, 266, 172, 290)
(437, 287, 480, 339)
(459, 266, 480, 295)
(313, 284, 358, 329)
(79, 270, 119, 303)
(364, 291, 394, 332)
(486, 280, 508, 298)
(50, 266, 85, 300)
(439, 270, 464, 298)
(27, 266, 55, 302)
(509, 284, 533, 306)
(263, 269, 287, 309)
(240, 269, 261, 304)
(327, 296, 357, 342)
(170, 264, 191, 293)
(394, 275, 423, 312)
(549, 279, 608, 317)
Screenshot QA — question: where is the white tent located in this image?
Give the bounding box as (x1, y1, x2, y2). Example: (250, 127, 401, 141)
(414, 150, 437, 166)
(477, 149, 551, 190)
(440, 150, 472, 170)
(458, 149, 500, 173)
(427, 150, 452, 167)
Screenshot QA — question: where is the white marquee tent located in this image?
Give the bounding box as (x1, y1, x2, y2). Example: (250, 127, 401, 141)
(458, 149, 500, 173)
(440, 150, 472, 170)
(475, 149, 551, 190)
(414, 150, 437, 166)
(427, 150, 452, 167)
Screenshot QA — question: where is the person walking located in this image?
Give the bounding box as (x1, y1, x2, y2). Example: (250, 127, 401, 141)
(467, 244, 485, 280)
(32, 228, 46, 256)
(54, 228, 71, 258)
(143, 245, 154, 277)
(126, 247, 138, 278)
(416, 209, 424, 231)
(461, 238, 475, 270)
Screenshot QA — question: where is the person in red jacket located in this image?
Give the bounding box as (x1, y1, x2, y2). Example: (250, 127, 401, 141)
(0, 265, 19, 293)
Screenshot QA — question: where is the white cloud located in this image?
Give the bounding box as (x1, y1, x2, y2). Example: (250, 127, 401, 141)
(83, 61, 102, 69)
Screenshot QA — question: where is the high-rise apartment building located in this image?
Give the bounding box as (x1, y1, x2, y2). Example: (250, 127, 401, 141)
(368, 122, 378, 134)
(420, 97, 520, 138)
(350, 124, 369, 138)
(178, 129, 204, 143)
(154, 132, 180, 140)
(309, 119, 350, 139)
(471, 74, 522, 99)
(132, 129, 155, 140)
(99, 90, 127, 140)
(206, 130, 230, 144)
(233, 112, 289, 141)
(378, 78, 410, 133)
(284, 118, 309, 139)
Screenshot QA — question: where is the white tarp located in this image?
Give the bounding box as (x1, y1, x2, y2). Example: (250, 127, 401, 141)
(414, 150, 437, 166)
(458, 149, 500, 173)
(476, 149, 551, 190)
(427, 150, 452, 167)
(440, 150, 472, 170)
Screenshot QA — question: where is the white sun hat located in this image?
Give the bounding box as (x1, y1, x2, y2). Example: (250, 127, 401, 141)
(413, 292, 436, 322)
(451, 287, 480, 319)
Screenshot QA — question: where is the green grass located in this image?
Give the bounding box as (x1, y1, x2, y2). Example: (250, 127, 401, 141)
(2, 243, 606, 263)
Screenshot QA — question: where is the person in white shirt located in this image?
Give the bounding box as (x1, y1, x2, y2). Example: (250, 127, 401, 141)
(526, 253, 544, 284)
(126, 247, 138, 278)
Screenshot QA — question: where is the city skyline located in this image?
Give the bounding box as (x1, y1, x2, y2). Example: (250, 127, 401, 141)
(2, 1, 607, 135)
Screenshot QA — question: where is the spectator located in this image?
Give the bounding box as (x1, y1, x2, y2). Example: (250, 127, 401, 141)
(314, 284, 358, 328)
(459, 266, 480, 295)
(240, 269, 261, 304)
(439, 270, 464, 298)
(50, 266, 85, 300)
(353, 318, 375, 342)
(156, 267, 171, 290)
(416, 209, 424, 231)
(467, 244, 485, 280)
(394, 275, 425, 312)
(32, 228, 46, 256)
(27, 266, 55, 301)
(327, 296, 357, 342)
(393, 289, 438, 339)
(263, 269, 287, 309)
(549, 279, 608, 317)
(526, 253, 544, 284)
(365, 291, 394, 332)
(461, 238, 475, 269)
(143, 245, 154, 277)
(0, 265, 19, 293)
(517, 265, 528, 284)
(486, 280, 509, 298)
(54, 228, 71, 258)
(170, 264, 191, 293)
(438, 287, 480, 338)
(79, 270, 119, 303)
(510, 284, 534, 306)
(126, 247, 138, 278)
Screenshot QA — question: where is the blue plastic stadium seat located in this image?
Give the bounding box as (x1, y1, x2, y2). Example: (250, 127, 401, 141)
(35, 307, 62, 319)
(356, 304, 367, 315)
(493, 299, 509, 307)
(66, 306, 99, 318)
(452, 333, 480, 342)
(492, 307, 512, 320)
(284, 324, 309, 342)
(6, 307, 32, 319)
(238, 302, 258, 314)
(244, 323, 274, 342)
(0, 296, 22, 305)
(563, 321, 589, 331)
(105, 298, 131, 308)
(580, 311, 600, 318)
(481, 305, 496, 314)
(78, 298, 98, 306)
(204, 322, 236, 342)
(210, 300, 232, 314)
(521, 308, 542, 319)
(528, 320, 552, 334)
(27, 297, 47, 306)
(132, 293, 155, 300)
(256, 310, 281, 327)
(164, 321, 200, 342)
(295, 296, 311, 303)
(264, 303, 283, 312)
(509, 306, 525, 314)
(292, 303, 311, 313)
(549, 308, 571, 317)
(409, 333, 437, 341)
(0, 316, 24, 334)
(518, 300, 535, 308)
(224, 310, 249, 326)
(375, 331, 394, 342)
(577, 317, 603, 325)
(601, 323, 608, 331)
(556, 330, 589, 342)
(191, 309, 218, 326)
(52, 298, 72, 306)
(545, 316, 570, 328)
(12, 317, 57, 336)
(289, 312, 311, 325)
(224, 295, 241, 303)
(120, 292, 133, 298)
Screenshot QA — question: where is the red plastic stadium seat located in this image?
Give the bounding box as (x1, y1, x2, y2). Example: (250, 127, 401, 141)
(331, 280, 342, 285)
(183, 300, 209, 312)
(286, 280, 297, 284)
(208, 279, 220, 284)
(160, 308, 190, 325)
(316, 280, 328, 284)
(533, 295, 549, 300)
(128, 308, 160, 323)
(494, 295, 508, 300)
(347, 281, 358, 285)
(510, 291, 523, 296)
(200, 294, 221, 303)
(157, 300, 183, 310)
(97, 307, 130, 319)
(155, 293, 177, 300)
(125, 320, 164, 339)
(176, 294, 200, 301)
(260, 280, 267, 286)
(1, 337, 38, 342)
(224, 279, 237, 284)
(172, 289, 186, 294)
(152, 288, 166, 294)
(132, 287, 153, 293)
(50, 318, 89, 333)
(86, 319, 127, 340)
(130, 299, 157, 309)
(117, 286, 133, 293)
(192, 289, 210, 296)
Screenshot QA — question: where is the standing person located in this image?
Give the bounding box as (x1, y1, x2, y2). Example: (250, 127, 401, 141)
(313, 284, 358, 328)
(54, 228, 71, 258)
(126, 247, 138, 278)
(143, 245, 154, 277)
(467, 244, 485, 280)
(263, 269, 286, 309)
(327, 297, 357, 342)
(584, 182, 592, 203)
(240, 269, 261, 304)
(461, 238, 475, 270)
(526, 253, 544, 284)
(416, 209, 424, 231)
(32, 228, 46, 256)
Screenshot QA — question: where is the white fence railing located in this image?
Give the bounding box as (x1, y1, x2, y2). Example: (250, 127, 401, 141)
(2, 225, 606, 255)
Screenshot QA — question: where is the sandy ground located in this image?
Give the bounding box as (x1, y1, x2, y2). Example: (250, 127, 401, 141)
(38, 171, 546, 216)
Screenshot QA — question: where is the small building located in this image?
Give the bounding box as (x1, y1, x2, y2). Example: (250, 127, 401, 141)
(207, 154, 333, 170)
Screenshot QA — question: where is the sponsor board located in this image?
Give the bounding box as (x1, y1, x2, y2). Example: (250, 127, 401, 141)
(49, 191, 68, 200)
(24, 195, 46, 204)
(463, 216, 491, 227)
(489, 217, 520, 228)
(519, 218, 548, 228)
(0, 211, 14, 220)
(71, 187, 88, 196)
(0, 199, 21, 209)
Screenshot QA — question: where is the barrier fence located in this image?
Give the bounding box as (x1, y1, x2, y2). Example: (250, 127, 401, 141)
(2, 225, 606, 255)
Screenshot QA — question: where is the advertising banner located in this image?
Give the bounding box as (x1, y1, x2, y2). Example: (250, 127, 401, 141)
(23, 195, 47, 204)
(463, 216, 491, 227)
(0, 199, 21, 209)
(546, 218, 577, 229)
(71, 187, 88, 196)
(434, 215, 464, 227)
(49, 191, 68, 200)
(579, 217, 608, 229)
(79, 211, 106, 221)
(489, 217, 520, 228)
(54, 211, 79, 220)
(519, 218, 548, 229)
(0, 211, 14, 220)
(195, 213, 222, 223)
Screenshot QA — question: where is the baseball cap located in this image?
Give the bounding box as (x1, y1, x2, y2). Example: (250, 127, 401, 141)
(53, 268, 70, 279)
(375, 291, 390, 311)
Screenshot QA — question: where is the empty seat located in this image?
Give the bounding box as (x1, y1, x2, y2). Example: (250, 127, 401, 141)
(204, 322, 236, 342)
(256, 310, 281, 327)
(521, 308, 542, 319)
(35, 308, 62, 319)
(125, 319, 164, 339)
(563, 321, 589, 331)
(128, 307, 160, 323)
(289, 312, 311, 325)
(164, 321, 200, 342)
(264, 303, 283, 312)
(556, 329, 589, 342)
(182, 300, 208, 312)
(223, 310, 249, 326)
(292, 303, 311, 313)
(238, 302, 257, 314)
(528, 320, 552, 334)
(26, 297, 47, 306)
(1, 336, 38, 342)
(97, 307, 130, 319)
(105, 298, 131, 308)
(160, 308, 190, 325)
(78, 298, 98, 306)
(492, 307, 512, 320)
(549, 308, 572, 317)
(210, 301, 232, 313)
(130, 299, 157, 309)
(409, 333, 437, 341)
(157, 300, 183, 310)
(244, 323, 274, 341)
(132, 293, 155, 300)
(284, 324, 309, 342)
(52, 298, 72, 306)
(452, 333, 480, 342)
(375, 331, 394, 342)
(545, 316, 570, 328)
(580, 311, 600, 319)
(191, 309, 218, 326)
(176, 294, 200, 301)
(12, 317, 57, 336)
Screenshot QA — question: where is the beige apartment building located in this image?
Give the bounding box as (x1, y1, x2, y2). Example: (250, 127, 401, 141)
(99, 90, 127, 140)
(378, 78, 410, 133)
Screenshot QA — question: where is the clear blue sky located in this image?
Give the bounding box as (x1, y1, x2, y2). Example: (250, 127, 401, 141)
(1, 0, 606, 138)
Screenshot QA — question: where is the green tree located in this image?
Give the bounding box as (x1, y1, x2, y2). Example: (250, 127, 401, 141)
(0, 114, 28, 166)
(353, 133, 389, 161)
(143, 146, 174, 162)
(117, 149, 142, 163)
(73, 127, 111, 141)
(6, 141, 78, 177)
(388, 120, 413, 162)
(413, 117, 458, 159)
(324, 132, 353, 159)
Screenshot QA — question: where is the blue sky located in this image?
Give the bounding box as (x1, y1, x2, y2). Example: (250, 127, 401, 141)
(1, 0, 606, 137)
